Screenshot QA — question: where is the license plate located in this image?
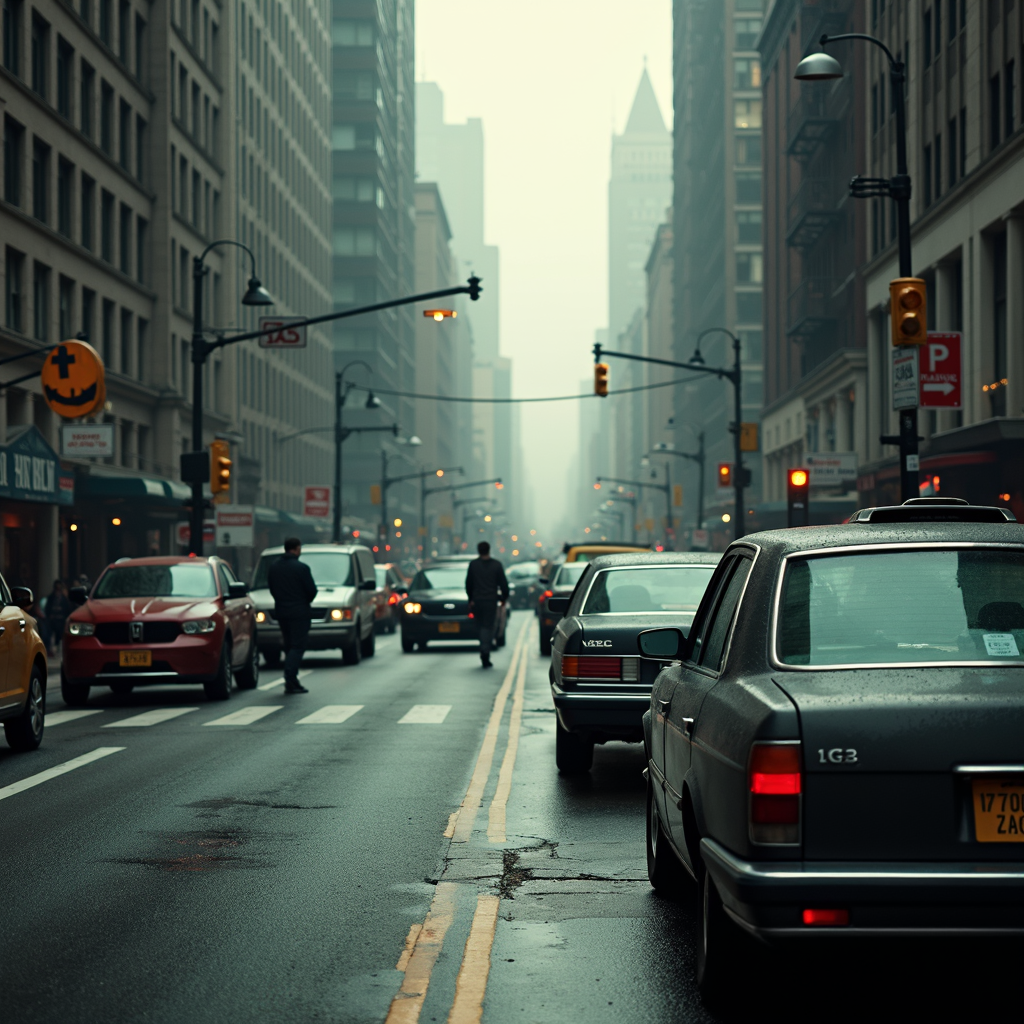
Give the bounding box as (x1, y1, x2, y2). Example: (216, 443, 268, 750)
(972, 778, 1024, 842)
(438, 622, 460, 634)
(118, 650, 152, 668)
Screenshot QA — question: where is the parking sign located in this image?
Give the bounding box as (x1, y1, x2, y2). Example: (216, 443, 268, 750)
(919, 332, 962, 408)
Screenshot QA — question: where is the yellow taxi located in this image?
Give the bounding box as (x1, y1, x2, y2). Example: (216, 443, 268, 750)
(563, 542, 651, 563)
(0, 577, 47, 751)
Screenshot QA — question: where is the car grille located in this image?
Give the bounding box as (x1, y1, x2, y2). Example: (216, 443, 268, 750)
(95, 622, 182, 644)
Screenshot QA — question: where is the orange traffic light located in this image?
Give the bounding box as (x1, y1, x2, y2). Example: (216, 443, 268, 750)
(890, 277, 927, 345)
(787, 467, 809, 527)
(424, 309, 456, 321)
(594, 362, 610, 397)
(495, 480, 504, 489)
(210, 439, 232, 494)
(789, 469, 808, 488)
(717, 463, 732, 488)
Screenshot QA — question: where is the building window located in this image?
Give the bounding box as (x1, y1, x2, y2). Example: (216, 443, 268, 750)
(934, 133, 942, 199)
(1006, 61, 1016, 139)
(948, 116, 958, 186)
(30, 12, 48, 98)
(135, 116, 146, 181)
(119, 100, 131, 169)
(80, 62, 95, 138)
(734, 134, 761, 166)
(4, 116, 24, 206)
(58, 275, 73, 337)
(137, 317, 148, 382)
(120, 307, 131, 373)
(99, 0, 110, 45)
(736, 252, 763, 283)
(332, 175, 375, 201)
(5, 247, 24, 332)
(923, 8, 932, 67)
(736, 291, 762, 324)
(3, 0, 23, 76)
(119, 203, 131, 274)
(923, 144, 932, 207)
(81, 286, 94, 342)
(331, 19, 372, 45)
(57, 157, 73, 236)
(56, 37, 73, 118)
(990, 73, 1001, 151)
(736, 211, 762, 244)
(136, 217, 147, 282)
(100, 189, 114, 261)
(31, 138, 49, 223)
(32, 262, 49, 341)
(959, 107, 966, 178)
(733, 18, 762, 50)
(100, 81, 114, 154)
(332, 227, 375, 255)
(134, 14, 145, 80)
(991, 231, 1008, 417)
(191, 169, 200, 227)
(81, 174, 94, 249)
(101, 298, 114, 365)
(179, 155, 187, 216)
(118, 0, 128, 63)
(734, 99, 762, 129)
(179, 247, 189, 308)
(733, 58, 761, 90)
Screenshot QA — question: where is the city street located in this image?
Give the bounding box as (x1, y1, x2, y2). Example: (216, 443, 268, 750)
(0, 620, 1017, 1024)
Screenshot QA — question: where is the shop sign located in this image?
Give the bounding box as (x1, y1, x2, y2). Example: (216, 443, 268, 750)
(0, 425, 73, 505)
(41, 340, 106, 418)
(61, 423, 115, 458)
(804, 452, 858, 484)
(215, 505, 255, 547)
(258, 317, 307, 349)
(691, 529, 710, 550)
(176, 521, 215, 547)
(304, 486, 331, 518)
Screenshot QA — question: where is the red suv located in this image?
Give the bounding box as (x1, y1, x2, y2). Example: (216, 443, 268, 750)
(62, 556, 259, 704)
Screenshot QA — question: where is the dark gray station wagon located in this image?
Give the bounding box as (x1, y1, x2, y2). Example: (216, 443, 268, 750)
(639, 499, 1024, 1006)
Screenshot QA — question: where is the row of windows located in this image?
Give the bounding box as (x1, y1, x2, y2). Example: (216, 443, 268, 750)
(170, 142, 220, 238)
(170, 51, 220, 158)
(921, 0, 967, 68)
(238, 349, 330, 425)
(921, 109, 968, 213)
(4, 248, 148, 378)
(171, 0, 219, 76)
(3, 118, 148, 280)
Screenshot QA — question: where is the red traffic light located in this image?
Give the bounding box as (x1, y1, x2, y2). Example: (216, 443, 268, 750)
(788, 469, 808, 488)
(717, 463, 732, 488)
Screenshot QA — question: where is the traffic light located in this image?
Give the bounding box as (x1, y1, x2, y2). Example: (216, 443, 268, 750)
(787, 468, 810, 527)
(495, 480, 504, 489)
(594, 362, 610, 397)
(890, 277, 927, 345)
(468, 274, 482, 301)
(210, 439, 232, 494)
(717, 463, 732, 489)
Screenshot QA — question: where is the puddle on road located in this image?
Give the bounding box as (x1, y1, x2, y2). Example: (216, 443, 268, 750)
(109, 826, 267, 873)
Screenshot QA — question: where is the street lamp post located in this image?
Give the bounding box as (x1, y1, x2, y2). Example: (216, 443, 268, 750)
(597, 475, 672, 548)
(378, 438, 422, 550)
(795, 35, 919, 501)
(651, 433, 706, 531)
(189, 241, 273, 555)
(332, 360, 381, 544)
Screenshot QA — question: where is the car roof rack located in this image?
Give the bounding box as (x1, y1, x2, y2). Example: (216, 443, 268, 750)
(849, 497, 1016, 524)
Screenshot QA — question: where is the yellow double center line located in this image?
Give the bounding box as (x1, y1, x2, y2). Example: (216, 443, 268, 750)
(385, 618, 533, 1024)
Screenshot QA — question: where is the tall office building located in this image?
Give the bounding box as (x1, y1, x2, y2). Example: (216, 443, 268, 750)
(673, 0, 765, 541)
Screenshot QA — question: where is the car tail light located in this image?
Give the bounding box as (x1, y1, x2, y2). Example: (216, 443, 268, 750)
(561, 655, 624, 679)
(539, 589, 553, 604)
(802, 908, 849, 927)
(749, 741, 801, 845)
(388, 593, 400, 605)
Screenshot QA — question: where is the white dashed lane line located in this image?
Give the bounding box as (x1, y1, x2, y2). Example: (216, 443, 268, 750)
(0, 747, 125, 802)
(295, 705, 364, 725)
(45, 710, 104, 727)
(103, 708, 199, 728)
(398, 704, 452, 724)
(203, 706, 283, 726)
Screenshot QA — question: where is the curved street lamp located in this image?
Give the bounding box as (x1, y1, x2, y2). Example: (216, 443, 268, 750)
(334, 359, 375, 543)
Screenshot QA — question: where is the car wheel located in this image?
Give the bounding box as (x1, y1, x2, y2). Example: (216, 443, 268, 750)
(360, 627, 376, 659)
(263, 647, 282, 667)
(555, 718, 593, 774)
(204, 640, 234, 701)
(61, 669, 90, 707)
(4, 664, 45, 751)
(646, 773, 687, 897)
(109, 682, 134, 698)
(540, 634, 552, 657)
(401, 635, 415, 654)
(342, 628, 362, 665)
(496, 629, 507, 648)
(235, 638, 260, 690)
(696, 860, 747, 1009)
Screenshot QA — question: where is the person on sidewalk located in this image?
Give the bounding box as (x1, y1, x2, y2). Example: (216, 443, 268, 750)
(43, 580, 72, 657)
(268, 537, 317, 693)
(465, 541, 509, 669)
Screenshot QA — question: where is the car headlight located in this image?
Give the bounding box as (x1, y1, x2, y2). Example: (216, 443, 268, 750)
(67, 621, 95, 636)
(255, 610, 267, 623)
(330, 608, 354, 621)
(404, 602, 422, 614)
(182, 619, 217, 634)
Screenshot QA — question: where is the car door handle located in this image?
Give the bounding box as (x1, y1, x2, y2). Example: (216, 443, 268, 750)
(657, 698, 671, 712)
(682, 717, 695, 738)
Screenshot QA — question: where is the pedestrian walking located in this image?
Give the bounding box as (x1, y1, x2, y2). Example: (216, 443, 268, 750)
(466, 541, 509, 669)
(268, 537, 317, 693)
(43, 580, 72, 657)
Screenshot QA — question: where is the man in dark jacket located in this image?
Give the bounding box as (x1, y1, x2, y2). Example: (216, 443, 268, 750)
(465, 541, 509, 668)
(268, 537, 317, 693)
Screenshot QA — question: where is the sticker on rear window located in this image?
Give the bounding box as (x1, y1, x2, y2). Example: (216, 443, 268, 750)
(983, 633, 1020, 657)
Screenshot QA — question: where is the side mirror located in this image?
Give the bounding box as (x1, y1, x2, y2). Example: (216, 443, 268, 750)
(546, 596, 570, 616)
(227, 581, 248, 600)
(11, 586, 33, 610)
(359, 578, 376, 591)
(538, 577, 550, 586)
(638, 627, 685, 660)
(69, 586, 88, 606)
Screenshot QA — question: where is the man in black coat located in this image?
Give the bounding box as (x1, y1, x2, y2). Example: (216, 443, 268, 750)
(268, 537, 317, 693)
(465, 541, 509, 668)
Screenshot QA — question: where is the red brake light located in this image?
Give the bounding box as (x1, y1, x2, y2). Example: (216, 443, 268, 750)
(561, 655, 622, 679)
(749, 742, 801, 844)
(750, 743, 801, 794)
(388, 593, 399, 605)
(540, 589, 553, 602)
(802, 908, 849, 927)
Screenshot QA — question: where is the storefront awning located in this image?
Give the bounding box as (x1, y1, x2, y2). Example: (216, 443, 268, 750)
(78, 469, 191, 503)
(0, 425, 74, 505)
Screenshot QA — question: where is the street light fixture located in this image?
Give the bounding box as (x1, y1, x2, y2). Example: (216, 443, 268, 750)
(334, 360, 375, 543)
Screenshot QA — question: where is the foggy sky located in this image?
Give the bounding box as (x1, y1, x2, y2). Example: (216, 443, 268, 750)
(416, 1, 673, 538)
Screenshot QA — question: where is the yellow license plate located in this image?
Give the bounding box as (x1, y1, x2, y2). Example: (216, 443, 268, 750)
(972, 779, 1024, 842)
(118, 650, 152, 668)
(438, 622, 460, 634)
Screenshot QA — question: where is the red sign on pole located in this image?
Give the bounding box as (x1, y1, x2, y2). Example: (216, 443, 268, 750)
(919, 332, 962, 408)
(304, 486, 331, 518)
(259, 317, 307, 349)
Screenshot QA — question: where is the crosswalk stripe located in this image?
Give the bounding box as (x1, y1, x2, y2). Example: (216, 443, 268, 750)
(46, 710, 104, 727)
(0, 747, 125, 802)
(295, 704, 363, 725)
(203, 706, 282, 726)
(258, 669, 312, 691)
(398, 704, 452, 725)
(103, 707, 199, 728)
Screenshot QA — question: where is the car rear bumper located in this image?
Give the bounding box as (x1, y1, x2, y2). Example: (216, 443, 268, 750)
(701, 837, 1024, 937)
(402, 616, 481, 642)
(256, 620, 357, 650)
(551, 691, 648, 741)
(63, 638, 222, 685)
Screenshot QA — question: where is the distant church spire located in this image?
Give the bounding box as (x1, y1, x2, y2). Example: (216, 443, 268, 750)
(623, 67, 667, 136)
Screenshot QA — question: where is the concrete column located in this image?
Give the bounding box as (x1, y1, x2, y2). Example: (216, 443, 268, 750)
(933, 262, 959, 433)
(968, 233, 985, 425)
(127, 422, 139, 470)
(1005, 214, 1024, 419)
(37, 504, 59, 598)
(834, 391, 852, 452)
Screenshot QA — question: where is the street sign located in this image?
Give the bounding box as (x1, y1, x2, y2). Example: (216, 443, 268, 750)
(176, 521, 215, 547)
(369, 484, 381, 505)
(215, 505, 255, 547)
(303, 486, 331, 517)
(739, 422, 759, 452)
(804, 452, 858, 484)
(892, 346, 919, 410)
(691, 529, 709, 550)
(919, 332, 962, 408)
(258, 317, 307, 349)
(672, 484, 683, 508)
(61, 423, 115, 458)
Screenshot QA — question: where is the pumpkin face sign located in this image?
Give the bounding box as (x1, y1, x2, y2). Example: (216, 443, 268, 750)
(41, 341, 106, 419)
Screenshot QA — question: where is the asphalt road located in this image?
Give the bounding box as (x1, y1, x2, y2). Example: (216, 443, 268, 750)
(1, 620, 1019, 1024)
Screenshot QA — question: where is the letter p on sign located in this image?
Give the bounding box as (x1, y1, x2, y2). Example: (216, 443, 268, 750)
(919, 332, 962, 409)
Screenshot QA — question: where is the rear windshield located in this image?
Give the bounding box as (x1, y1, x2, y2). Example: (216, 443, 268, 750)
(374, 565, 388, 587)
(778, 549, 1024, 666)
(253, 553, 354, 589)
(553, 563, 587, 588)
(94, 564, 217, 599)
(508, 561, 541, 578)
(582, 566, 717, 614)
(411, 567, 467, 591)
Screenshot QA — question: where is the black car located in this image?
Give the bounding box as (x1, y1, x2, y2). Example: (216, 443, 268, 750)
(548, 552, 721, 772)
(638, 499, 1024, 1008)
(538, 561, 588, 656)
(400, 563, 508, 653)
(506, 560, 544, 611)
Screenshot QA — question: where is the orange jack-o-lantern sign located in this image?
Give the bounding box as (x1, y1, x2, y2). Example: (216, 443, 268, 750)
(41, 340, 106, 419)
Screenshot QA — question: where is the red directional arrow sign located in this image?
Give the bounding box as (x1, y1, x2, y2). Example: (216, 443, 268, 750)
(919, 332, 962, 408)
